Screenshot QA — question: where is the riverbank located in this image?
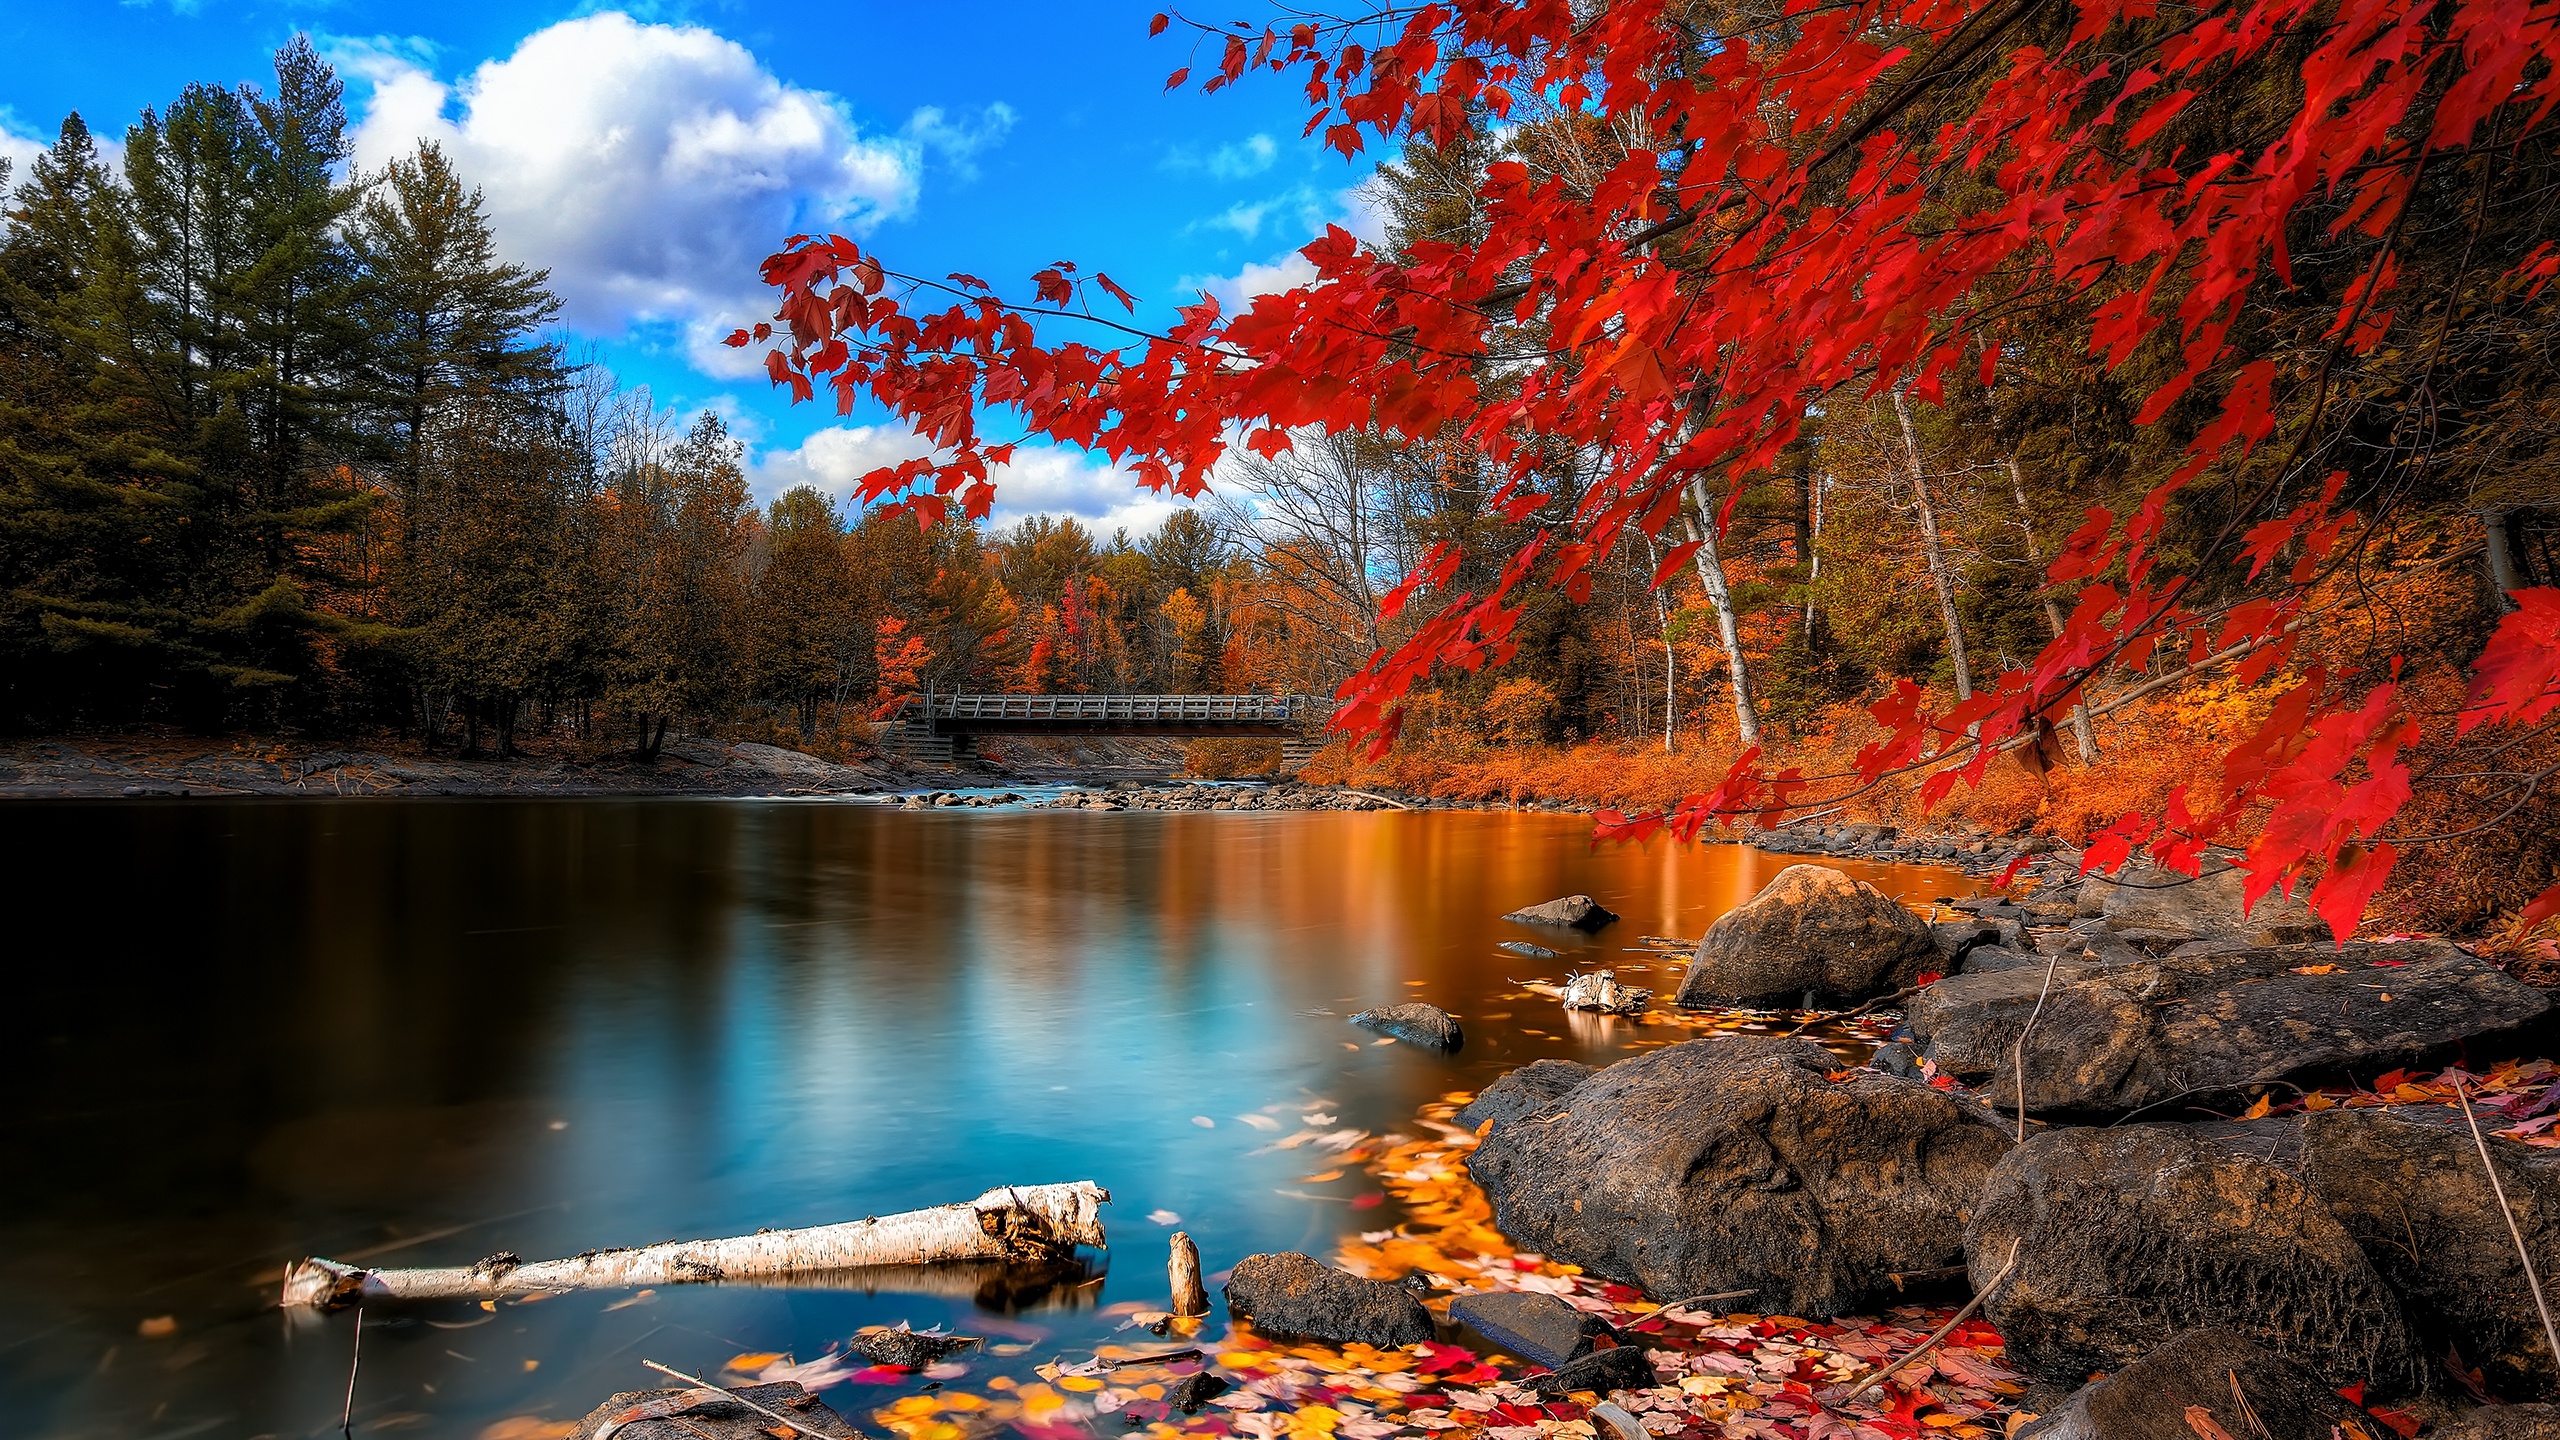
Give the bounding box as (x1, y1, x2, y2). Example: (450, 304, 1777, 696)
(0, 734, 2075, 886)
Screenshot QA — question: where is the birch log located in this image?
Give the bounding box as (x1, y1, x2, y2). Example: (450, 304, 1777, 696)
(282, 1181, 1109, 1309)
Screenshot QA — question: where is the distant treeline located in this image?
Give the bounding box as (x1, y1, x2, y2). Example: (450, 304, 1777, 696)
(0, 40, 1290, 754)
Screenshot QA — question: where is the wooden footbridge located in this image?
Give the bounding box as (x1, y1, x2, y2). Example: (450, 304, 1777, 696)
(878, 693, 1329, 766)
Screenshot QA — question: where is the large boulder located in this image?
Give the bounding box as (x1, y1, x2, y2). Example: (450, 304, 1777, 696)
(1351, 1002, 1464, 1051)
(1675, 865, 1939, 1007)
(1502, 895, 1619, 931)
(2075, 857, 2327, 945)
(2015, 1328, 2377, 1440)
(1968, 1125, 2426, 1394)
(1466, 1036, 2011, 1316)
(1457, 1059, 1593, 1129)
(1908, 940, 2549, 1119)
(2299, 1107, 2560, 1400)
(1223, 1252, 1435, 1346)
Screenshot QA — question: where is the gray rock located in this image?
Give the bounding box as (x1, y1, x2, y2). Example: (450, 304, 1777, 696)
(1502, 895, 1620, 931)
(1958, 945, 2056, 975)
(1932, 918, 2027, 967)
(1449, 1290, 1613, 1368)
(1909, 940, 2549, 1119)
(1224, 1252, 1435, 1346)
(2075, 858, 2328, 945)
(2015, 1328, 2375, 1440)
(1457, 1059, 1594, 1129)
(1499, 940, 1562, 959)
(1677, 865, 1939, 1006)
(2299, 1107, 2560, 1398)
(1968, 1125, 2425, 1393)
(1350, 1002, 1464, 1052)
(2430, 1405, 2560, 1439)
(1523, 1344, 1655, 1396)
(1466, 1037, 2012, 1317)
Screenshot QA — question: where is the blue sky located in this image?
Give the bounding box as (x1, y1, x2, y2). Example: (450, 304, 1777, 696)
(0, 1, 1388, 533)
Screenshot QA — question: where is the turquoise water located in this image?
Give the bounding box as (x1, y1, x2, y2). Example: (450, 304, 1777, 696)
(0, 799, 1965, 1439)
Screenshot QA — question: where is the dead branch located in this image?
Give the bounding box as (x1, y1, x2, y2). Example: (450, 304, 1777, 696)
(282, 1181, 1109, 1309)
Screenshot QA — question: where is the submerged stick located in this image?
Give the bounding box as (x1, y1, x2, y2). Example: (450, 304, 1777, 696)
(2451, 1075, 2560, 1369)
(339, 1304, 363, 1433)
(639, 1360, 828, 1439)
(283, 1181, 1109, 1309)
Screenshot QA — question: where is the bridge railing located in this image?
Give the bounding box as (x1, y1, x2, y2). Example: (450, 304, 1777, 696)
(907, 694, 1320, 725)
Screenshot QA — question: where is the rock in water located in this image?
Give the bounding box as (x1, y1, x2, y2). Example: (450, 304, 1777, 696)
(1499, 940, 1561, 959)
(1223, 1252, 1435, 1346)
(1350, 1002, 1464, 1051)
(1456, 1059, 1593, 1129)
(572, 1381, 852, 1440)
(1968, 1125, 2424, 1394)
(1465, 1036, 2011, 1316)
(849, 1326, 981, 1367)
(1675, 865, 1939, 1006)
(2299, 1107, 2560, 1398)
(1908, 940, 2548, 1119)
(1164, 1372, 1231, 1414)
(2014, 1328, 2375, 1440)
(1501, 895, 1620, 931)
(2074, 857, 2327, 945)
(1524, 1344, 1655, 1397)
(1450, 1290, 1614, 1368)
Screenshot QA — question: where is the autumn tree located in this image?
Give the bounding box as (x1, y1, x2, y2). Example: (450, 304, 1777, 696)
(741, 0, 2560, 928)
(748, 485, 863, 736)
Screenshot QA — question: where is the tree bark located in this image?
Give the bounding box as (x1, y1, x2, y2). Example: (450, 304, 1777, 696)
(2485, 507, 2525, 611)
(2004, 455, 2097, 764)
(1681, 479, 1763, 746)
(282, 1181, 1110, 1309)
(1892, 387, 1974, 701)
(1169, 1231, 1209, 1317)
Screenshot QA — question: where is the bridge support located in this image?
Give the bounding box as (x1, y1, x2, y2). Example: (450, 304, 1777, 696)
(880, 724, 970, 766)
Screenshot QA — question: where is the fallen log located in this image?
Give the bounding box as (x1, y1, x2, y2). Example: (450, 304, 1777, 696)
(283, 1181, 1109, 1309)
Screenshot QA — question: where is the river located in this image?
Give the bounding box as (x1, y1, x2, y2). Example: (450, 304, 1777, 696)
(0, 796, 1971, 1439)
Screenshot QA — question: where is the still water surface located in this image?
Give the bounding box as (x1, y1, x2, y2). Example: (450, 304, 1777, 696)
(0, 798, 1968, 1440)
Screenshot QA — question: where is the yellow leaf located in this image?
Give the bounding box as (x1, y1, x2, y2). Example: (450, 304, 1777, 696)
(2291, 964, 2339, 975)
(2305, 1093, 2337, 1111)
(2241, 1095, 2272, 1120)
(1924, 1415, 1970, 1428)
(726, 1352, 789, 1373)
(1057, 1376, 1105, 1393)
(2184, 1406, 2238, 1440)
(1301, 1170, 1344, 1183)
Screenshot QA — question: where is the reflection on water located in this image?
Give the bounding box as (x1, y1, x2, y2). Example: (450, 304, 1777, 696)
(0, 800, 1968, 1439)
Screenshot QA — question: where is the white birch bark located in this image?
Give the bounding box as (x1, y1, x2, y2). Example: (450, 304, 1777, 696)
(282, 1181, 1109, 1308)
(1891, 388, 1974, 701)
(1681, 479, 1763, 746)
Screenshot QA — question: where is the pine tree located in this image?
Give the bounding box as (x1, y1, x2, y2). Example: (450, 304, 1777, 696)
(349, 143, 560, 486)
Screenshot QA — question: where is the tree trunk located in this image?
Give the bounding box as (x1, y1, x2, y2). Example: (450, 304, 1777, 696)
(2004, 455, 2097, 764)
(2485, 508, 2525, 611)
(1637, 528, 1677, 752)
(1681, 479, 1763, 746)
(282, 1182, 1111, 1309)
(1892, 387, 1974, 702)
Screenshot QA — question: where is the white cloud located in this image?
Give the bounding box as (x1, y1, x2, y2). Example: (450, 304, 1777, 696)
(1192, 252, 1319, 314)
(1164, 133, 1278, 181)
(754, 426, 1185, 536)
(903, 103, 1016, 183)
(0, 108, 52, 189)
(341, 13, 1008, 378)
(1180, 187, 1388, 314)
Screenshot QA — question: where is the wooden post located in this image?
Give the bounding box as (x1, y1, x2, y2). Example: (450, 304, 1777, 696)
(1169, 1232, 1209, 1317)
